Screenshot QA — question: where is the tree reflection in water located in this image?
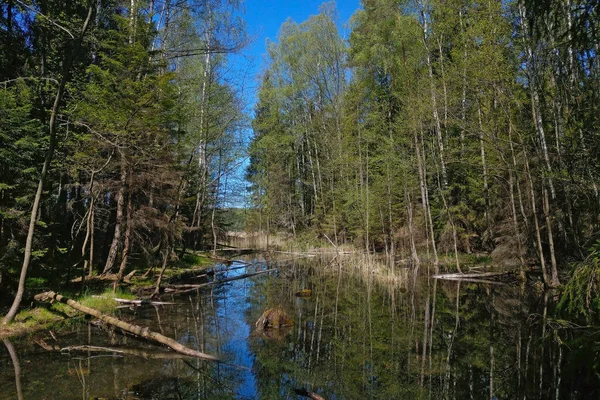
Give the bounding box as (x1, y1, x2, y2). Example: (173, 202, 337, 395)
(0, 255, 598, 399)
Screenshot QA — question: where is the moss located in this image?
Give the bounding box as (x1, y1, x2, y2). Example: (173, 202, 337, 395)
(459, 253, 492, 265)
(25, 276, 48, 289)
(79, 288, 136, 312)
(2, 288, 138, 339)
(178, 252, 212, 268)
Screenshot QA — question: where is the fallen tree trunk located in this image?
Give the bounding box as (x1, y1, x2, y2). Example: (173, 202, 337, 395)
(433, 272, 513, 279)
(34, 291, 218, 361)
(294, 389, 326, 400)
(60, 345, 193, 359)
(112, 298, 175, 306)
(432, 272, 512, 285)
(163, 269, 275, 293)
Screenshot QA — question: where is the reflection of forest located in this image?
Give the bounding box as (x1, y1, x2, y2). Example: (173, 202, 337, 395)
(0, 281, 248, 399)
(246, 256, 600, 399)
(0, 257, 599, 399)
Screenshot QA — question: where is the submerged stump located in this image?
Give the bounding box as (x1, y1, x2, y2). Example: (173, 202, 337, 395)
(255, 307, 294, 331)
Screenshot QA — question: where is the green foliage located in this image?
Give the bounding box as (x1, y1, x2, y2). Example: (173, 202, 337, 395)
(559, 242, 600, 322)
(247, 0, 600, 281)
(0, 0, 249, 318)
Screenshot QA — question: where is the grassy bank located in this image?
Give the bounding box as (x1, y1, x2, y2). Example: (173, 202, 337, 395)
(0, 288, 136, 339)
(0, 252, 216, 339)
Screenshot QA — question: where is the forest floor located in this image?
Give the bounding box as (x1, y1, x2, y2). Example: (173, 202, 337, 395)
(0, 252, 217, 340)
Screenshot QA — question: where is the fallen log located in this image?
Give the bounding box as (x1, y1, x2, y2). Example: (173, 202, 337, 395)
(112, 298, 175, 306)
(272, 251, 316, 257)
(433, 272, 513, 279)
(432, 272, 512, 285)
(123, 270, 137, 283)
(60, 345, 193, 360)
(164, 269, 275, 292)
(34, 291, 218, 361)
(294, 388, 326, 400)
(433, 276, 507, 285)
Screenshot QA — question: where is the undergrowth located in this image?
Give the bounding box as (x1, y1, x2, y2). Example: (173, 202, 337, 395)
(559, 241, 600, 323)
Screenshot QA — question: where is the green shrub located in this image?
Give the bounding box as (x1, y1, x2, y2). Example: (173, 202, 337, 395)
(559, 242, 600, 323)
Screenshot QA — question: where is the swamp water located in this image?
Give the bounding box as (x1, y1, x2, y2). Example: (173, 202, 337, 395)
(1, 255, 599, 399)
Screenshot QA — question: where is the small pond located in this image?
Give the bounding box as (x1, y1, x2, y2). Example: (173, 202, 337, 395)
(1, 254, 598, 399)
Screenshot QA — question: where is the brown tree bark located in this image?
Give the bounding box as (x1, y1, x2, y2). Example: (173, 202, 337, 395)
(103, 155, 127, 275)
(117, 171, 134, 281)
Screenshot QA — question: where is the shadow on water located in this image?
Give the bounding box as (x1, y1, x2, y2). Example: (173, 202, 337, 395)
(0, 255, 599, 399)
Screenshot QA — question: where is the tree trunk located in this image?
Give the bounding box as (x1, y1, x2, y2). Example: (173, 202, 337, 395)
(3, 3, 95, 325)
(152, 248, 171, 298)
(3, 339, 23, 400)
(542, 185, 561, 286)
(88, 200, 95, 276)
(419, 129, 440, 271)
(33, 291, 218, 361)
(117, 178, 133, 281)
(524, 150, 551, 286)
(418, 0, 448, 187)
(478, 106, 493, 246)
(103, 156, 127, 275)
(406, 189, 420, 270)
(518, 0, 555, 199)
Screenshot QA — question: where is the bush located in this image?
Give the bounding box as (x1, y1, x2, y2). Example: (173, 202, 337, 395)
(559, 242, 600, 323)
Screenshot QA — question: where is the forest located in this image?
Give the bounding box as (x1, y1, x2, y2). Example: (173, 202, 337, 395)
(1, 1, 600, 398)
(0, 0, 249, 324)
(1, 0, 599, 326)
(246, 0, 600, 304)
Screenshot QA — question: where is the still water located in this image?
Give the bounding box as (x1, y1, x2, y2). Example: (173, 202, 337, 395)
(1, 254, 599, 399)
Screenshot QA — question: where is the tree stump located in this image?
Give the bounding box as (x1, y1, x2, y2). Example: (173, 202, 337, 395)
(255, 307, 294, 330)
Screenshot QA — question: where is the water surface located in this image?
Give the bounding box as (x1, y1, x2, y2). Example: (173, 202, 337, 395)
(1, 255, 598, 399)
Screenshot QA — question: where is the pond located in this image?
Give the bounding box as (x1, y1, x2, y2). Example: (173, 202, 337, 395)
(1, 254, 598, 399)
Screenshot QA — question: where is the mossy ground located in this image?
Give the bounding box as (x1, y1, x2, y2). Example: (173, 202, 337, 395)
(0, 288, 137, 339)
(1, 251, 216, 338)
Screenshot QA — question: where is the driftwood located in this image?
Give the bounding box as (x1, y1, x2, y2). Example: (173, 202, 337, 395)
(123, 270, 137, 283)
(34, 291, 218, 361)
(112, 298, 175, 306)
(433, 272, 513, 285)
(294, 388, 326, 400)
(37, 342, 240, 366)
(433, 272, 511, 279)
(272, 250, 316, 257)
(163, 269, 275, 293)
(60, 345, 193, 360)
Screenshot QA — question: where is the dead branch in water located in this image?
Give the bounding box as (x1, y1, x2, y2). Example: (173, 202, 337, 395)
(433, 272, 515, 285)
(112, 298, 175, 306)
(163, 269, 275, 294)
(60, 345, 195, 359)
(34, 291, 218, 361)
(294, 388, 326, 400)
